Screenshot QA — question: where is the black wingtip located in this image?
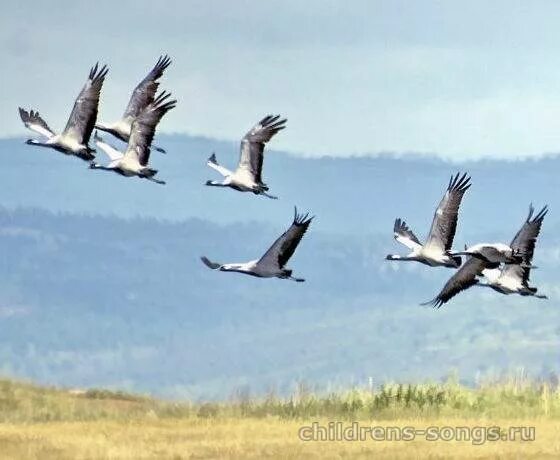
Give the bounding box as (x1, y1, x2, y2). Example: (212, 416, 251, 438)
(448, 171, 471, 192)
(420, 298, 444, 309)
(89, 62, 109, 82)
(154, 54, 172, 74)
(293, 207, 314, 226)
(394, 217, 412, 234)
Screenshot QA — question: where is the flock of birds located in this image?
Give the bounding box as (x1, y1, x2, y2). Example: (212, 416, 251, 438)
(18, 56, 549, 306)
(18, 56, 312, 283)
(387, 173, 548, 307)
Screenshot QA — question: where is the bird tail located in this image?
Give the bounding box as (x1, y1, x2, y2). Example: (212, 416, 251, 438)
(201, 256, 221, 270)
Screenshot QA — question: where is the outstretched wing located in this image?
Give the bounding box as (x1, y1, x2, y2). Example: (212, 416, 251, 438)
(93, 131, 123, 161)
(125, 91, 176, 166)
(509, 204, 547, 263)
(258, 208, 313, 269)
(207, 153, 233, 177)
(425, 172, 471, 251)
(501, 204, 548, 285)
(236, 115, 286, 183)
(123, 55, 172, 119)
(422, 257, 487, 308)
(201, 256, 222, 270)
(18, 108, 55, 138)
(393, 218, 422, 250)
(63, 63, 109, 144)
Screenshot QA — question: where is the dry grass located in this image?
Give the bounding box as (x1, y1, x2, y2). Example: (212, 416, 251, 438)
(0, 377, 559, 459)
(0, 417, 559, 459)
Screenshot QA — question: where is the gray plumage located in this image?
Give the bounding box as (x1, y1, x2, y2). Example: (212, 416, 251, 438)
(95, 55, 172, 153)
(63, 63, 109, 145)
(90, 91, 176, 184)
(205, 115, 287, 199)
(128, 91, 176, 166)
(19, 63, 108, 162)
(387, 172, 471, 268)
(123, 55, 172, 120)
(259, 208, 314, 269)
(422, 256, 497, 309)
(426, 172, 471, 252)
(238, 115, 286, 185)
(200, 207, 313, 281)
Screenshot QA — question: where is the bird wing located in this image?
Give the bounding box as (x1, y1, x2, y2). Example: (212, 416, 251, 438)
(93, 131, 123, 161)
(509, 204, 547, 263)
(236, 115, 286, 183)
(499, 263, 531, 287)
(422, 256, 487, 308)
(258, 208, 313, 269)
(18, 108, 55, 138)
(201, 256, 222, 270)
(393, 218, 422, 250)
(425, 172, 471, 252)
(122, 55, 172, 120)
(124, 91, 176, 166)
(500, 204, 548, 285)
(62, 63, 109, 145)
(207, 153, 233, 177)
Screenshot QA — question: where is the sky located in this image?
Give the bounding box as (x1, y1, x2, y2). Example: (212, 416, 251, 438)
(3, 1, 560, 159)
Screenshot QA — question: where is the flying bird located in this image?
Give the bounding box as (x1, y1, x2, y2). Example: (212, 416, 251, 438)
(201, 208, 313, 281)
(424, 204, 548, 307)
(478, 205, 548, 299)
(450, 243, 524, 265)
(95, 55, 171, 153)
(421, 256, 496, 308)
(386, 172, 471, 268)
(205, 115, 286, 199)
(90, 91, 176, 184)
(19, 63, 108, 162)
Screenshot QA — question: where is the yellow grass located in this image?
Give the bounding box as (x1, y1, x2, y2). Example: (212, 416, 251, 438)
(1, 377, 560, 459)
(0, 417, 559, 459)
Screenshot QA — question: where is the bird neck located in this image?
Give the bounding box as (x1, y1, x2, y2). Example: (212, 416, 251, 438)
(95, 122, 113, 133)
(90, 163, 113, 171)
(386, 254, 417, 261)
(206, 180, 227, 187)
(26, 139, 50, 147)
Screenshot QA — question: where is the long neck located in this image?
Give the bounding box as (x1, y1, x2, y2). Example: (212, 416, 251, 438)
(95, 122, 113, 133)
(90, 164, 114, 171)
(206, 180, 227, 187)
(386, 254, 417, 261)
(26, 139, 51, 148)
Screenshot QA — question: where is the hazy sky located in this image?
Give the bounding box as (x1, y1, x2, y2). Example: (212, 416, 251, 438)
(3, 1, 560, 159)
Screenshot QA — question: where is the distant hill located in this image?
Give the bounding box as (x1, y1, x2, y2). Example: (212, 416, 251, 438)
(0, 205, 557, 400)
(0, 135, 559, 399)
(1, 135, 559, 237)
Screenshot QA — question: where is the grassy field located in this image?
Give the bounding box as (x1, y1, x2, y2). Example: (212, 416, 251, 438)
(0, 377, 559, 459)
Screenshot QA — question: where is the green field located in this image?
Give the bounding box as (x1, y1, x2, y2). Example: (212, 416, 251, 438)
(0, 377, 558, 459)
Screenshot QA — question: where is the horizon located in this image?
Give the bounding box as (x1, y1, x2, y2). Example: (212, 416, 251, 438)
(4, 133, 560, 163)
(5, 1, 560, 160)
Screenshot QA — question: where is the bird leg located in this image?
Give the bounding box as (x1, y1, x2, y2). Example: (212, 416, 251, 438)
(260, 191, 278, 200)
(145, 176, 166, 185)
(288, 276, 305, 282)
